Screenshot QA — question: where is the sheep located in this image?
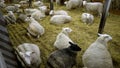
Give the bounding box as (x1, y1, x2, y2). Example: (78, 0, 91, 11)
(17, 13, 27, 23)
(33, 1, 44, 7)
(4, 11, 16, 24)
(31, 10, 45, 21)
(54, 27, 73, 49)
(82, 34, 113, 68)
(64, 0, 83, 10)
(25, 8, 39, 15)
(81, 13, 94, 25)
(5, 4, 21, 12)
(46, 41, 81, 68)
(49, 10, 68, 16)
(38, 6, 50, 15)
(83, 0, 103, 16)
(0, 1, 6, 9)
(50, 15, 72, 25)
(16, 43, 41, 68)
(25, 17, 45, 38)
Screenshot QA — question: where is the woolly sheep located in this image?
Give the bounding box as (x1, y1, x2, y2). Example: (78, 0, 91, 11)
(83, 1, 103, 16)
(33, 1, 44, 7)
(82, 34, 113, 68)
(16, 43, 41, 68)
(25, 8, 39, 15)
(54, 27, 73, 49)
(38, 6, 50, 15)
(4, 11, 16, 24)
(0, 1, 6, 9)
(5, 4, 21, 12)
(50, 15, 72, 24)
(25, 17, 45, 38)
(49, 10, 68, 16)
(46, 41, 81, 68)
(81, 13, 94, 25)
(31, 10, 45, 21)
(64, 0, 83, 10)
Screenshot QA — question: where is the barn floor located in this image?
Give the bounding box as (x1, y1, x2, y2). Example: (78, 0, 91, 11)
(7, 4, 120, 68)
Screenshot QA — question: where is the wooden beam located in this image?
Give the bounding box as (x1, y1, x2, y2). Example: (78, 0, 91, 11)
(98, 0, 111, 34)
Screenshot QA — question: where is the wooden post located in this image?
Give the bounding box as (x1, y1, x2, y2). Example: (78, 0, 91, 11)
(98, 0, 111, 34)
(50, 0, 54, 10)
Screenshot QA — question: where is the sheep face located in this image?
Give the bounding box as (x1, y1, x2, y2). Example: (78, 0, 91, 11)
(62, 27, 72, 33)
(19, 51, 34, 65)
(69, 42, 81, 51)
(98, 34, 112, 42)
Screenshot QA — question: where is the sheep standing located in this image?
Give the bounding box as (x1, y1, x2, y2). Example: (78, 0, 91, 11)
(64, 0, 83, 10)
(16, 43, 41, 68)
(4, 11, 16, 24)
(83, 1, 103, 16)
(5, 4, 21, 12)
(25, 17, 45, 38)
(46, 42, 81, 68)
(82, 34, 113, 68)
(50, 15, 72, 24)
(49, 10, 68, 16)
(54, 27, 73, 49)
(81, 13, 94, 25)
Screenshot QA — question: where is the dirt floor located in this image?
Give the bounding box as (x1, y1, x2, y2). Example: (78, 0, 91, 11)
(6, 3, 120, 68)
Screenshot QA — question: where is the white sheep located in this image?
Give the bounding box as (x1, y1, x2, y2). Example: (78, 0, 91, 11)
(50, 15, 72, 25)
(0, 1, 6, 9)
(4, 11, 16, 24)
(83, 1, 103, 16)
(54, 27, 73, 49)
(38, 5, 50, 15)
(81, 13, 94, 25)
(5, 4, 21, 12)
(33, 1, 44, 7)
(16, 43, 41, 68)
(25, 8, 39, 15)
(64, 0, 83, 10)
(82, 34, 113, 68)
(46, 41, 81, 68)
(31, 10, 45, 21)
(25, 17, 45, 38)
(49, 10, 68, 16)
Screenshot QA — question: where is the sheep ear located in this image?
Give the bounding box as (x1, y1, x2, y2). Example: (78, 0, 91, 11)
(98, 33, 102, 37)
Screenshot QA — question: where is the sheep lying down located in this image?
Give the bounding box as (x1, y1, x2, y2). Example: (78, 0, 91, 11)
(50, 15, 72, 25)
(16, 43, 41, 68)
(46, 42, 81, 68)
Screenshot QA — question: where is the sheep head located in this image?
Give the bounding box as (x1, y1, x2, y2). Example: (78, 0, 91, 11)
(98, 33, 112, 42)
(62, 27, 72, 35)
(19, 51, 35, 66)
(69, 41, 81, 51)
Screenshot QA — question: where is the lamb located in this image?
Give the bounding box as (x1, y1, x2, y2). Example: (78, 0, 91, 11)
(50, 15, 72, 25)
(54, 27, 73, 49)
(46, 41, 81, 68)
(33, 1, 44, 7)
(82, 34, 113, 68)
(64, 0, 83, 10)
(49, 10, 68, 16)
(31, 10, 45, 21)
(5, 4, 21, 12)
(4, 11, 16, 24)
(83, 1, 103, 16)
(25, 17, 45, 38)
(16, 43, 41, 68)
(81, 13, 94, 25)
